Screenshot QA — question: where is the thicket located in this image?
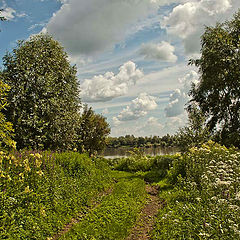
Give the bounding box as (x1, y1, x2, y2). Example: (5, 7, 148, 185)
(0, 151, 113, 239)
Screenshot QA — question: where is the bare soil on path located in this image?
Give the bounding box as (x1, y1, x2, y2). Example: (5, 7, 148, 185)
(126, 184, 165, 240)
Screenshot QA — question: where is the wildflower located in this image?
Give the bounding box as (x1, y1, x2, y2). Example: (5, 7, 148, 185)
(37, 170, 44, 176)
(19, 172, 24, 180)
(0, 171, 5, 178)
(35, 159, 42, 168)
(236, 192, 240, 201)
(24, 186, 31, 193)
(25, 165, 31, 172)
(40, 207, 46, 217)
(35, 153, 42, 159)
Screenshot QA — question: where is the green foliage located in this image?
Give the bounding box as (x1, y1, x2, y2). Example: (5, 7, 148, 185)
(0, 151, 113, 239)
(1, 34, 81, 150)
(189, 10, 240, 147)
(153, 142, 240, 239)
(108, 149, 175, 174)
(78, 105, 110, 155)
(0, 80, 15, 149)
(60, 176, 146, 240)
(175, 105, 210, 152)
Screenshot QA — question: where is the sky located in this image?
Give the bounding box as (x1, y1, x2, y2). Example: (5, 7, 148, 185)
(0, 0, 239, 137)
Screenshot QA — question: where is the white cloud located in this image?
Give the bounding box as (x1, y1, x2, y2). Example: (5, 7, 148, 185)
(46, 0, 158, 56)
(102, 108, 109, 115)
(115, 93, 157, 121)
(81, 61, 143, 102)
(0, 1, 27, 20)
(1, 7, 16, 20)
(139, 41, 177, 62)
(161, 0, 239, 54)
(137, 116, 163, 135)
(165, 70, 198, 117)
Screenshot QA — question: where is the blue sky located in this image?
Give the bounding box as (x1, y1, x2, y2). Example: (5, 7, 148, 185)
(1, 0, 239, 137)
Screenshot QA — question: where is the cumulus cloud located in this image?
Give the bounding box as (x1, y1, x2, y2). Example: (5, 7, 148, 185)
(102, 108, 109, 115)
(81, 61, 143, 102)
(0, 1, 27, 20)
(1, 7, 16, 20)
(165, 70, 199, 117)
(161, 0, 239, 54)
(115, 93, 157, 122)
(139, 41, 177, 62)
(46, 0, 158, 56)
(137, 116, 163, 135)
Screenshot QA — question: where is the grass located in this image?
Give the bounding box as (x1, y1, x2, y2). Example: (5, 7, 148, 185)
(60, 171, 147, 240)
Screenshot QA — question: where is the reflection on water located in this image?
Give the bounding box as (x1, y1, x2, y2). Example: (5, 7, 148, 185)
(103, 146, 178, 159)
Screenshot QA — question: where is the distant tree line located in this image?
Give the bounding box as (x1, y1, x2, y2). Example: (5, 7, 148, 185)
(107, 134, 178, 148)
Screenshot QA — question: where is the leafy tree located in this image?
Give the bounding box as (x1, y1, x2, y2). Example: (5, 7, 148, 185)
(0, 79, 15, 149)
(78, 105, 110, 155)
(189, 10, 240, 147)
(175, 105, 210, 152)
(1, 34, 81, 150)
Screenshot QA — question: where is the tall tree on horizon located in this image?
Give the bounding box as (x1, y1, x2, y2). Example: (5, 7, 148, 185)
(189, 10, 240, 147)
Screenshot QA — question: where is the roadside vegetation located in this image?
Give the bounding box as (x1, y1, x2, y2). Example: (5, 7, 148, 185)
(0, 151, 113, 239)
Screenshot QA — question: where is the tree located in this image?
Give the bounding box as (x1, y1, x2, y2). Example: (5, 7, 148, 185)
(175, 105, 210, 152)
(189, 10, 240, 147)
(1, 34, 81, 150)
(77, 105, 110, 155)
(0, 79, 15, 149)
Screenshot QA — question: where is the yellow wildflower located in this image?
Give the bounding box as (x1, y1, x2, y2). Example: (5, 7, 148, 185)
(40, 207, 46, 217)
(35, 159, 42, 168)
(35, 153, 42, 159)
(24, 186, 31, 193)
(37, 170, 44, 176)
(25, 165, 31, 172)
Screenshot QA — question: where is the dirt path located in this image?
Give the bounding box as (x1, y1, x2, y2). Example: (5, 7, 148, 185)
(126, 185, 165, 240)
(51, 187, 113, 240)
